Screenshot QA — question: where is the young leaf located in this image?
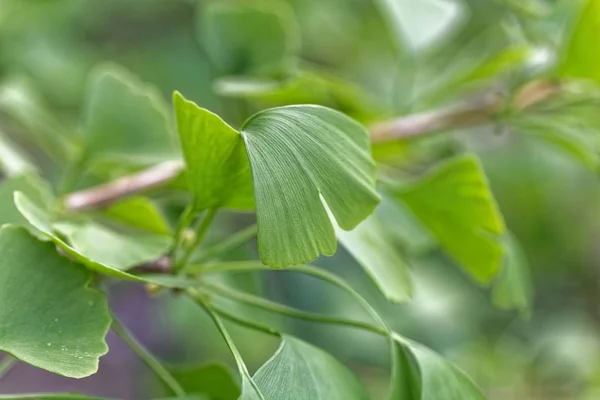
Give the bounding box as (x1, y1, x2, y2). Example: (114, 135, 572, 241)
(253, 335, 369, 400)
(337, 213, 413, 303)
(54, 220, 172, 272)
(395, 155, 505, 283)
(0, 226, 110, 378)
(492, 234, 533, 317)
(171, 363, 240, 400)
(199, 1, 299, 76)
(241, 106, 380, 268)
(392, 334, 485, 400)
(83, 64, 178, 166)
(0, 174, 53, 228)
(173, 91, 254, 211)
(102, 196, 172, 235)
(559, 0, 600, 83)
(174, 93, 380, 268)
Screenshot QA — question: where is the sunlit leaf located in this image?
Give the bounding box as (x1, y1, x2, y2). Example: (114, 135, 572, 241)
(54, 219, 172, 272)
(174, 93, 379, 268)
(171, 363, 240, 400)
(173, 91, 254, 211)
(337, 213, 412, 303)
(492, 234, 533, 317)
(102, 196, 171, 236)
(0, 130, 36, 177)
(392, 333, 485, 400)
(559, 0, 600, 83)
(241, 106, 380, 268)
(83, 64, 178, 166)
(0, 226, 110, 378)
(199, 1, 299, 76)
(253, 335, 369, 400)
(395, 155, 505, 283)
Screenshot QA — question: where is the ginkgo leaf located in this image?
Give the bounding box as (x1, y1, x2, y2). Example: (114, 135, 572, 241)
(54, 219, 172, 271)
(559, 0, 600, 83)
(392, 333, 486, 400)
(170, 363, 240, 400)
(82, 64, 178, 166)
(0, 226, 111, 378)
(0, 174, 53, 228)
(395, 155, 505, 283)
(174, 93, 380, 268)
(241, 106, 380, 268)
(337, 212, 412, 303)
(102, 196, 172, 236)
(173, 91, 254, 211)
(253, 335, 369, 400)
(199, 1, 299, 76)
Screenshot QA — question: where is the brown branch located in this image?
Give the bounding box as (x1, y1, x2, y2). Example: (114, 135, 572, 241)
(63, 80, 560, 212)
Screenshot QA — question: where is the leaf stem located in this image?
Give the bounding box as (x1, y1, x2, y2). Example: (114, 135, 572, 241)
(203, 282, 386, 336)
(193, 224, 258, 264)
(0, 354, 16, 380)
(212, 304, 281, 337)
(111, 315, 186, 397)
(174, 207, 218, 273)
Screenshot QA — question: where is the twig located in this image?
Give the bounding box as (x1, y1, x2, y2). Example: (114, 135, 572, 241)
(63, 81, 560, 212)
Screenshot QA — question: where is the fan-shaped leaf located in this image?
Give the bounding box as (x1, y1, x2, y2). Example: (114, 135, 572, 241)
(103, 196, 171, 235)
(395, 155, 505, 283)
(253, 335, 369, 400)
(0, 226, 110, 378)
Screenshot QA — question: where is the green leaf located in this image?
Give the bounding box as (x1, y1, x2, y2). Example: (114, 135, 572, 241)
(54, 219, 172, 272)
(337, 213, 412, 303)
(0, 395, 111, 400)
(253, 335, 369, 400)
(0, 226, 110, 378)
(492, 234, 533, 317)
(173, 91, 254, 211)
(0, 130, 36, 177)
(174, 93, 380, 268)
(395, 155, 505, 283)
(83, 64, 178, 166)
(559, 0, 600, 83)
(171, 363, 240, 400)
(102, 196, 172, 235)
(241, 106, 380, 267)
(392, 334, 485, 400)
(0, 174, 53, 228)
(199, 1, 299, 76)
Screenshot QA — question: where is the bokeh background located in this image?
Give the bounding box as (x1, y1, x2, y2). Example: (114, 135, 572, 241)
(1, 0, 600, 399)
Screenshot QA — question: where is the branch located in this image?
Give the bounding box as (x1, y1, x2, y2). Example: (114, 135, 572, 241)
(63, 81, 560, 211)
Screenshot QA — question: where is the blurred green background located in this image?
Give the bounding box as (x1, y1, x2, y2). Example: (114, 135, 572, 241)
(1, 0, 600, 399)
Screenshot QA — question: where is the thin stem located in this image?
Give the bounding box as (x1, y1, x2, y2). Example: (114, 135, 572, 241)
(194, 224, 258, 265)
(0, 355, 16, 380)
(171, 205, 195, 261)
(111, 315, 185, 397)
(191, 293, 266, 399)
(212, 305, 280, 337)
(203, 282, 386, 336)
(175, 207, 218, 273)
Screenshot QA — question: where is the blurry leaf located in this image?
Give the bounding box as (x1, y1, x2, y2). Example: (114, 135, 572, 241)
(173, 92, 254, 211)
(395, 155, 505, 283)
(54, 219, 172, 272)
(199, 1, 299, 76)
(0, 226, 110, 378)
(337, 213, 412, 303)
(513, 117, 598, 171)
(392, 333, 485, 400)
(0, 130, 36, 177)
(83, 64, 178, 166)
(492, 234, 533, 317)
(0, 395, 111, 400)
(171, 363, 240, 400)
(0, 173, 52, 228)
(559, 0, 600, 83)
(253, 335, 369, 399)
(376, 0, 464, 51)
(214, 71, 381, 122)
(103, 196, 171, 235)
(241, 105, 380, 268)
